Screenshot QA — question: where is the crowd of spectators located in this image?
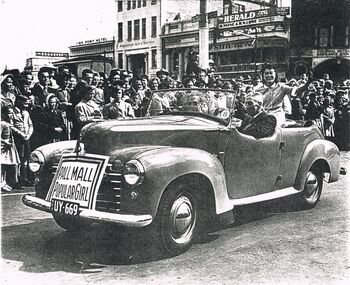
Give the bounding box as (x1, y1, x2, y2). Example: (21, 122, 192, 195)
(1, 63, 350, 192)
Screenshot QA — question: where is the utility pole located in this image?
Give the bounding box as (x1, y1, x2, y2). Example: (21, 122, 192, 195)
(254, 28, 258, 76)
(199, 0, 209, 69)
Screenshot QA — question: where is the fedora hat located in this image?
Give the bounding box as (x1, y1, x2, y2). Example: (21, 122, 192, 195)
(156, 68, 170, 77)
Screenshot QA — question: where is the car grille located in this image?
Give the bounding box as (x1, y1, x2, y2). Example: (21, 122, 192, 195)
(50, 163, 123, 213)
(95, 163, 122, 213)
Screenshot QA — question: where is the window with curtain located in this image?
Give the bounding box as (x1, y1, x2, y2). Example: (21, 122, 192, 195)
(134, 19, 140, 40)
(151, 16, 157, 37)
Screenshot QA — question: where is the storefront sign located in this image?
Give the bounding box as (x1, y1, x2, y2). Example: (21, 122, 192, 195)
(219, 23, 285, 38)
(210, 40, 255, 52)
(35, 51, 69, 57)
(317, 49, 350, 57)
(119, 40, 155, 48)
(218, 7, 287, 29)
(210, 37, 287, 52)
(218, 15, 285, 29)
(276, 7, 290, 16)
(76, 38, 109, 45)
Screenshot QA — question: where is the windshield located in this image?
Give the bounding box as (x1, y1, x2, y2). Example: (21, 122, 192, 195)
(145, 88, 237, 122)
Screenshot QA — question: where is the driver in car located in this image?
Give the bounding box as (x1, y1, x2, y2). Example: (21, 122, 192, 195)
(182, 95, 209, 113)
(238, 92, 277, 139)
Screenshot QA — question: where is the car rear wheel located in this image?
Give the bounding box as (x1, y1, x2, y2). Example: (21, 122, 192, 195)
(52, 213, 91, 232)
(298, 167, 323, 209)
(154, 184, 198, 256)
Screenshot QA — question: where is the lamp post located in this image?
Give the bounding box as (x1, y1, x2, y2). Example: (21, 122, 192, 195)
(199, 0, 209, 69)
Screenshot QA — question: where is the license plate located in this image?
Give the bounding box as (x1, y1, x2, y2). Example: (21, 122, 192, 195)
(51, 199, 80, 216)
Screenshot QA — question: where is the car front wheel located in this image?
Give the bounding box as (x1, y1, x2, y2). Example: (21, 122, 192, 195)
(154, 184, 198, 256)
(298, 167, 323, 209)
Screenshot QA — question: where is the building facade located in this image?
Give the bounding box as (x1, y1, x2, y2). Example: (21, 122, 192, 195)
(290, 0, 350, 82)
(115, 0, 222, 77)
(54, 38, 115, 77)
(162, 0, 290, 79)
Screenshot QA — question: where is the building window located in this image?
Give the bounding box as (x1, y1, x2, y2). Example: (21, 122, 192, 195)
(142, 18, 146, 39)
(127, 21, 132, 41)
(314, 28, 318, 46)
(232, 4, 245, 13)
(132, 0, 136, 9)
(151, 16, 157, 37)
(143, 0, 146, 7)
(152, 49, 157, 69)
(118, 22, 123, 42)
(138, 0, 141, 8)
(127, 0, 131, 10)
(223, 4, 229, 15)
(151, 0, 157, 4)
(173, 52, 179, 71)
(134, 19, 140, 40)
(118, 0, 123, 11)
(319, 28, 329, 47)
(118, 53, 123, 68)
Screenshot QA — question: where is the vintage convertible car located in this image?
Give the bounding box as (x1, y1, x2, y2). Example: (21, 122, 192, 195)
(23, 88, 346, 255)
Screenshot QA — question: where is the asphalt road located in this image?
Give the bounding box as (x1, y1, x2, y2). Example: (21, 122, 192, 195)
(1, 152, 350, 285)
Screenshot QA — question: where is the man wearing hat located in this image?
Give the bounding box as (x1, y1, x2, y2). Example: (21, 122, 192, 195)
(156, 68, 171, 89)
(238, 92, 277, 139)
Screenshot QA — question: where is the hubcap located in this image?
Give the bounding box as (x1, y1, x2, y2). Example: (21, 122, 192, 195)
(169, 195, 195, 244)
(304, 172, 319, 202)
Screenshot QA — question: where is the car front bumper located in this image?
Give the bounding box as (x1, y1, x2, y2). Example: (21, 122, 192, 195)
(22, 194, 153, 227)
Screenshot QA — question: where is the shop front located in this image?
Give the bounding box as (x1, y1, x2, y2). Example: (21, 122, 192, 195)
(210, 36, 288, 78)
(290, 48, 350, 82)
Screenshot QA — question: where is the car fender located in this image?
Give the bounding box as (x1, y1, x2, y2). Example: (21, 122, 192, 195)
(133, 147, 232, 217)
(294, 139, 340, 190)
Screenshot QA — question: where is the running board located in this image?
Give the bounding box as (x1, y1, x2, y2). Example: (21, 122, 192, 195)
(230, 187, 300, 206)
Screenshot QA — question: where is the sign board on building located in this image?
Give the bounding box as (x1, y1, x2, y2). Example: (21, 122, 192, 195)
(317, 49, 350, 57)
(218, 7, 287, 29)
(210, 37, 287, 52)
(210, 40, 255, 52)
(219, 23, 285, 38)
(276, 7, 290, 16)
(218, 15, 285, 29)
(35, 52, 69, 57)
(76, 38, 109, 45)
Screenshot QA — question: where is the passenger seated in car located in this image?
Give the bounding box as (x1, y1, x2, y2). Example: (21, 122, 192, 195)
(238, 93, 277, 139)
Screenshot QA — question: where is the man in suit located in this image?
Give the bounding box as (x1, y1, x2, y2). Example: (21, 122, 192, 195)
(239, 92, 277, 139)
(31, 67, 55, 107)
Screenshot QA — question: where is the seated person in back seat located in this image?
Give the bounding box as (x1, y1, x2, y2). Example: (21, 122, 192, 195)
(238, 92, 277, 139)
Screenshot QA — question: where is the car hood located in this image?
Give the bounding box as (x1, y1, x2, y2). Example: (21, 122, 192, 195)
(81, 115, 223, 159)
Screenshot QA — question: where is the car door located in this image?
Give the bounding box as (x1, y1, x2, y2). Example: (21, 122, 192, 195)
(223, 127, 282, 199)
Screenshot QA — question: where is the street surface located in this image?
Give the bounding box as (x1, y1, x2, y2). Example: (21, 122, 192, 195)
(1, 152, 350, 285)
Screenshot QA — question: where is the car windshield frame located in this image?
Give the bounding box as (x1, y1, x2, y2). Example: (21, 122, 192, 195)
(145, 88, 238, 126)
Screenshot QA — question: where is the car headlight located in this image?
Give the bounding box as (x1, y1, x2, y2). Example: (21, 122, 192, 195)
(28, 151, 45, 173)
(123, 160, 145, 186)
